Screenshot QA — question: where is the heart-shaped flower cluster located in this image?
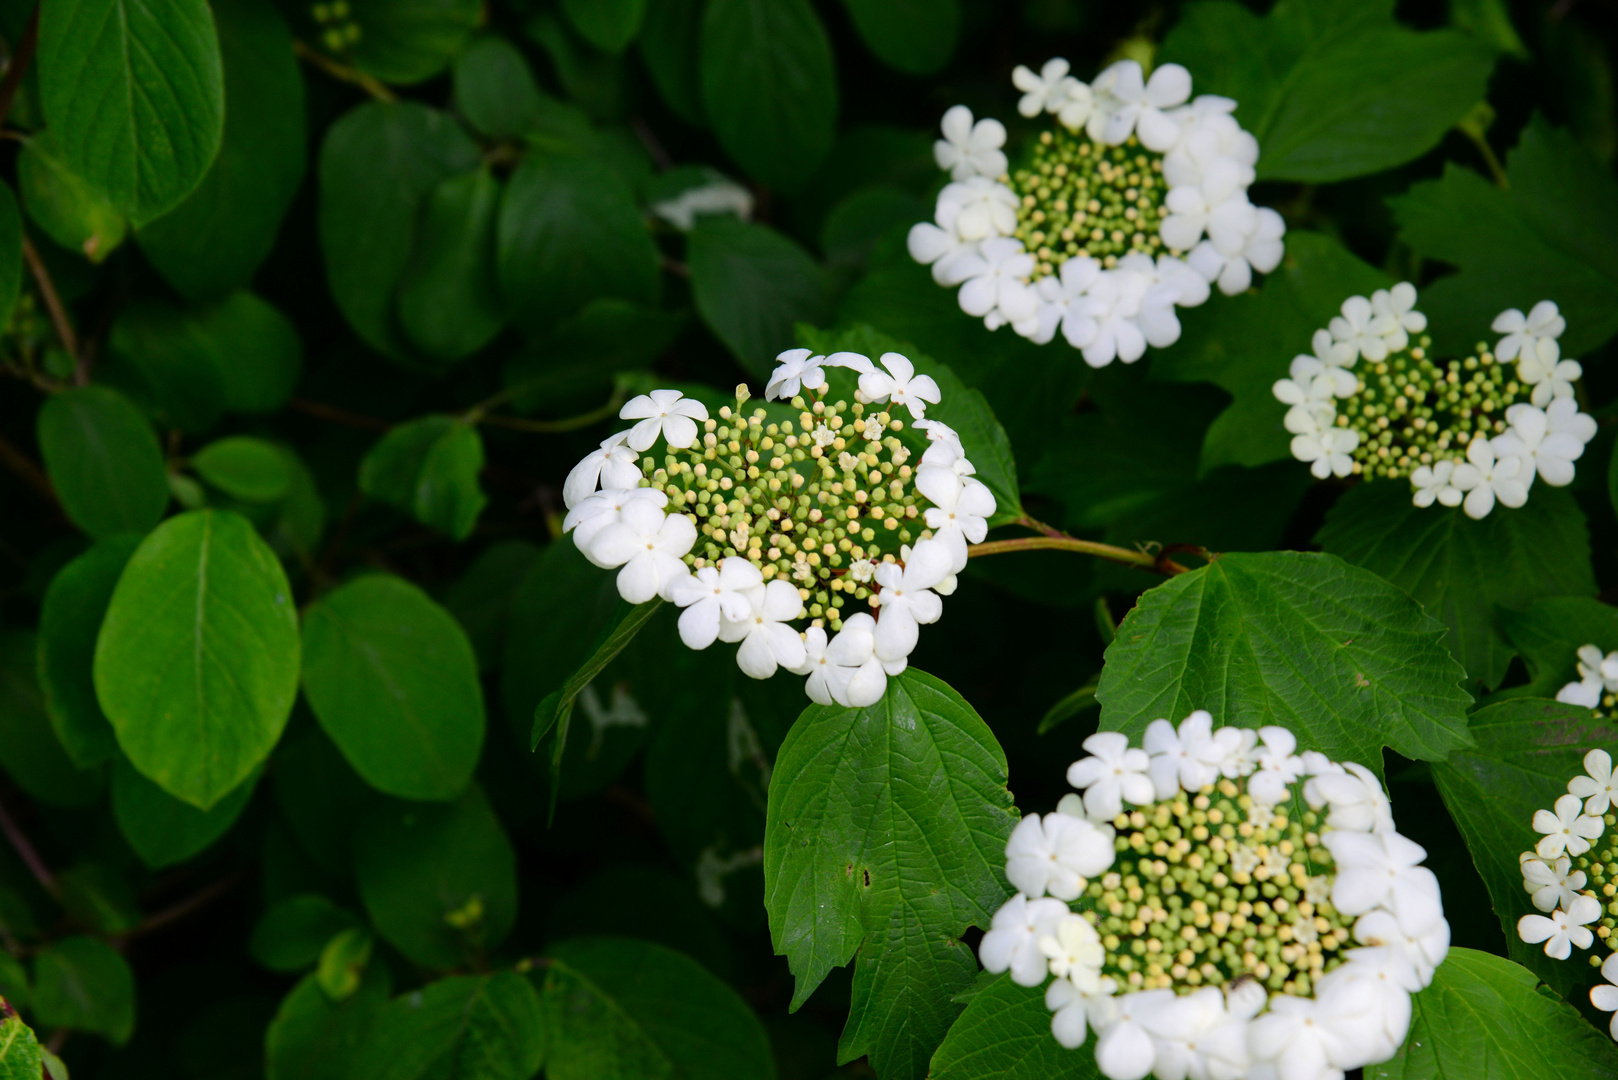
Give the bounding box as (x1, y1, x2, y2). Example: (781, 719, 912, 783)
(560, 349, 994, 707)
(909, 57, 1284, 367)
(982, 711, 1447, 1080)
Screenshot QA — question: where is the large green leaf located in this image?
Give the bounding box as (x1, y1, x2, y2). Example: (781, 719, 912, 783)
(0, 1002, 43, 1080)
(346, 0, 482, 86)
(0, 631, 104, 808)
(1318, 483, 1597, 690)
(37, 0, 225, 222)
(93, 510, 300, 809)
(1499, 597, 1618, 700)
(37, 535, 140, 767)
(1391, 116, 1618, 356)
(928, 974, 1101, 1080)
(452, 36, 548, 140)
(1096, 551, 1474, 773)
(639, 0, 704, 125)
(689, 217, 833, 380)
(562, 0, 645, 53)
(356, 973, 544, 1080)
(496, 153, 660, 337)
(353, 786, 517, 969)
(501, 541, 623, 736)
(763, 668, 1016, 1073)
(35, 386, 169, 539)
(110, 756, 258, 869)
(443, 540, 543, 672)
(1432, 698, 1618, 1001)
(318, 103, 481, 362)
(1160, 0, 1493, 182)
(841, 0, 959, 75)
(30, 936, 135, 1044)
(1372, 948, 1618, 1078)
(135, 0, 306, 300)
(397, 168, 506, 363)
(266, 967, 390, 1080)
(15, 133, 128, 262)
(357, 416, 486, 541)
(302, 574, 485, 801)
(700, 0, 837, 192)
(538, 937, 773, 1080)
(193, 436, 294, 503)
(1151, 230, 1390, 471)
(500, 300, 686, 413)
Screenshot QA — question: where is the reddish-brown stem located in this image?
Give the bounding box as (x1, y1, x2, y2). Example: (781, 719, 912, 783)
(21, 236, 80, 371)
(0, 794, 57, 897)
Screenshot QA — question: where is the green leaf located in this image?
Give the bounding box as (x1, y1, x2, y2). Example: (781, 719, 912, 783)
(111, 756, 259, 869)
(193, 436, 294, 503)
(1371, 948, 1618, 1077)
(0, 1001, 43, 1080)
(700, 0, 837, 192)
(194, 292, 304, 414)
(266, 967, 390, 1080)
(397, 168, 507, 363)
(250, 895, 362, 973)
(353, 786, 517, 969)
(0, 958, 28, 1015)
(55, 863, 140, 934)
(1499, 596, 1618, 700)
(36, 0, 225, 222)
(94, 510, 301, 810)
(1431, 698, 1618, 1000)
(16, 134, 128, 262)
(453, 36, 548, 141)
(1152, 230, 1391, 471)
(1097, 551, 1475, 773)
(346, 0, 482, 86)
(764, 669, 1016, 1019)
(689, 217, 833, 379)
(1449, 0, 1529, 59)
(496, 153, 660, 337)
(357, 416, 487, 541)
(639, 0, 704, 125)
(0, 631, 104, 808)
(36, 386, 169, 539)
(37, 535, 139, 768)
(319, 102, 481, 362)
(562, 0, 645, 53)
(302, 573, 486, 802)
(1160, 1, 1494, 182)
(1391, 116, 1618, 356)
(1318, 483, 1597, 689)
(135, 0, 307, 300)
(500, 300, 687, 413)
(501, 540, 622, 734)
(539, 936, 772, 1080)
(317, 928, 374, 1002)
(30, 936, 135, 1044)
(928, 974, 1100, 1080)
(443, 540, 543, 672)
(841, 0, 959, 75)
(352, 972, 541, 1080)
(0, 182, 20, 329)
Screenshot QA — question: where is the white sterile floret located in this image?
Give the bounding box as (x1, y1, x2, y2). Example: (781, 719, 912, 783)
(1351, 908, 1450, 990)
(1039, 914, 1107, 988)
(807, 612, 895, 707)
(871, 539, 953, 662)
(1323, 831, 1444, 933)
(1092, 988, 1171, 1080)
(666, 556, 761, 649)
(1186, 206, 1285, 296)
(934, 105, 1008, 181)
(1067, 732, 1154, 821)
(1493, 401, 1591, 487)
(1247, 726, 1305, 805)
(1304, 761, 1395, 834)
(1012, 58, 1086, 120)
(1144, 986, 1250, 1080)
(1045, 976, 1107, 1050)
(650, 173, 753, 231)
(1557, 669, 1604, 708)
(563, 487, 668, 564)
(1569, 749, 1618, 815)
(1493, 300, 1565, 363)
(1519, 351, 1582, 408)
(1520, 854, 1588, 913)
(1369, 283, 1427, 354)
(587, 501, 697, 604)
(1087, 60, 1192, 151)
(1328, 294, 1397, 363)
(619, 388, 709, 451)
(938, 177, 1020, 242)
(1533, 792, 1606, 858)
(1450, 437, 1527, 520)
(1159, 164, 1251, 253)
(917, 469, 995, 571)
(765, 348, 826, 401)
(857, 352, 942, 419)
(953, 237, 1039, 329)
(1143, 709, 1222, 798)
(562, 432, 641, 508)
(1580, 643, 1618, 689)
(1291, 425, 1359, 480)
(1163, 99, 1256, 185)
(1409, 460, 1464, 509)
(1273, 356, 1353, 416)
(1005, 811, 1115, 900)
(1592, 953, 1618, 1039)
(1518, 894, 1601, 959)
(980, 893, 1070, 986)
(717, 579, 805, 678)
(1071, 267, 1150, 366)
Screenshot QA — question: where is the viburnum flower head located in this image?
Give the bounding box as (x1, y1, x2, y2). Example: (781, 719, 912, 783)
(559, 347, 992, 706)
(986, 709, 1448, 1079)
(910, 56, 1285, 365)
(1275, 288, 1597, 519)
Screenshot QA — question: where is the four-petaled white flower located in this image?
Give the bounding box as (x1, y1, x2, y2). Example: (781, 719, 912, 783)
(952, 237, 1039, 329)
(718, 580, 806, 678)
(1304, 761, 1395, 835)
(1006, 811, 1115, 900)
(1518, 351, 1582, 408)
(1087, 60, 1192, 151)
(917, 470, 995, 571)
(1143, 710, 1222, 798)
(979, 893, 1070, 987)
(1012, 58, 1086, 121)
(1493, 300, 1565, 363)
(857, 352, 943, 420)
(1369, 283, 1427, 354)
(619, 389, 709, 451)
(1328, 295, 1398, 362)
(765, 349, 827, 401)
(1570, 749, 1618, 816)
(1532, 792, 1605, 858)
(938, 177, 1020, 242)
(1248, 725, 1305, 805)
(1038, 914, 1107, 988)
(589, 501, 698, 604)
(666, 556, 762, 649)
(1291, 425, 1360, 479)
(563, 432, 642, 508)
(1067, 732, 1154, 821)
(871, 540, 952, 662)
(1323, 831, 1444, 933)
(1518, 894, 1600, 959)
(1493, 401, 1591, 488)
(934, 104, 1008, 181)
(1410, 460, 1464, 509)
(1450, 438, 1528, 520)
(1520, 854, 1588, 913)
(1186, 206, 1285, 296)
(1591, 953, 1618, 1039)
(564, 487, 668, 565)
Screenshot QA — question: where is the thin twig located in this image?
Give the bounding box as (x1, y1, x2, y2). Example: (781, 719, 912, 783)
(630, 117, 674, 172)
(0, 432, 56, 506)
(0, 6, 39, 128)
(21, 236, 80, 371)
(116, 869, 247, 942)
(292, 40, 397, 103)
(968, 535, 1190, 575)
(1460, 126, 1509, 189)
(288, 397, 390, 432)
(0, 794, 57, 897)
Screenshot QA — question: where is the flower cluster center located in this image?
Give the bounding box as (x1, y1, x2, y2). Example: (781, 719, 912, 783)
(1083, 783, 1352, 997)
(1571, 824, 1618, 962)
(1010, 130, 1169, 280)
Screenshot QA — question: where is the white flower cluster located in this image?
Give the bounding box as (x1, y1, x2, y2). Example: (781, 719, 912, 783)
(560, 351, 993, 709)
(1513, 749, 1618, 1038)
(908, 58, 1283, 367)
(1275, 292, 1597, 519)
(982, 711, 1447, 1080)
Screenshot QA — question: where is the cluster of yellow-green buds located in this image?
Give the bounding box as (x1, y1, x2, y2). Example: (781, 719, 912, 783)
(1011, 132, 1170, 278)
